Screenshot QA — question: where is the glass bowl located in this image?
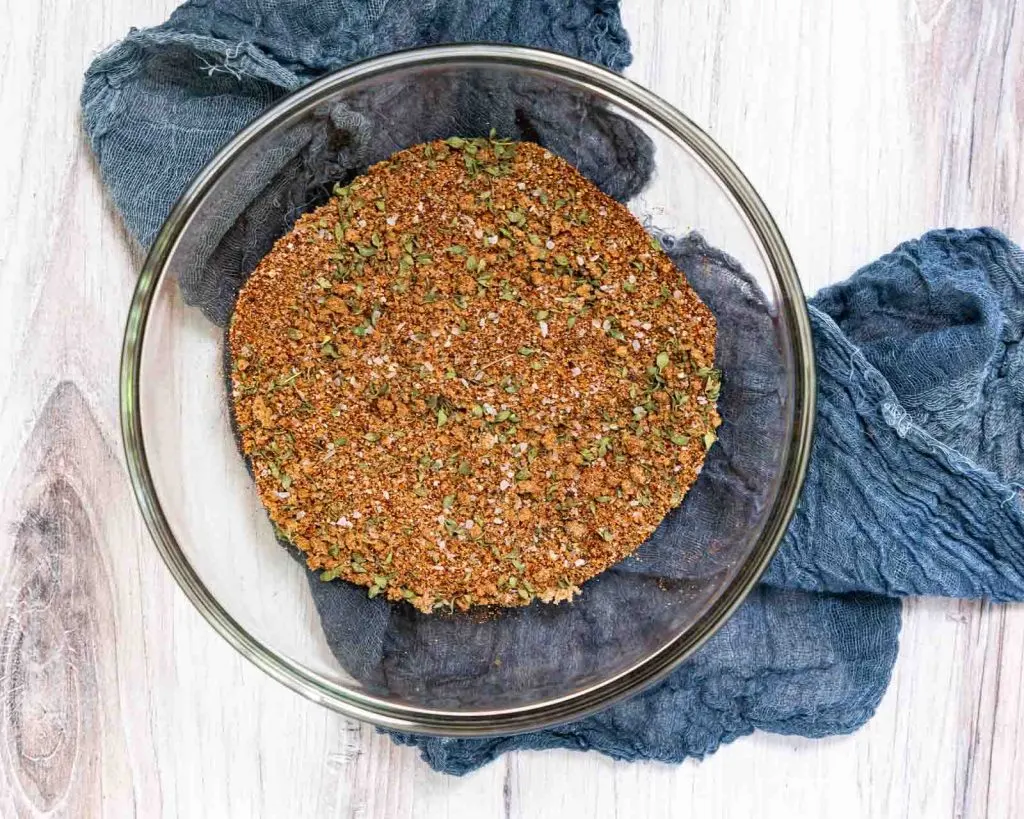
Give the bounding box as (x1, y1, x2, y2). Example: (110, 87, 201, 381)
(121, 45, 815, 735)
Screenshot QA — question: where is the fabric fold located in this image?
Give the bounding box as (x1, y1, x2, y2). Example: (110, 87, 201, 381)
(766, 229, 1024, 599)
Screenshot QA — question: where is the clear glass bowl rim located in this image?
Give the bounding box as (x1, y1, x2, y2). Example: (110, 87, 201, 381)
(120, 43, 816, 736)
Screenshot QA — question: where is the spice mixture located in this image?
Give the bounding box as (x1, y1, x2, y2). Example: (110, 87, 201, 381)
(229, 135, 720, 613)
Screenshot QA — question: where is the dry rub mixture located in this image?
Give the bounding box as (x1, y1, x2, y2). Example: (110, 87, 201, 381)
(229, 135, 720, 613)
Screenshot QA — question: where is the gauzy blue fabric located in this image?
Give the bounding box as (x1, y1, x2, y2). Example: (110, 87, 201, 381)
(80, 0, 632, 248)
(81, 1, 1024, 776)
(394, 227, 1024, 773)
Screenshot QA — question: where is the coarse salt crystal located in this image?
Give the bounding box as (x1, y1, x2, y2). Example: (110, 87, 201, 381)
(539, 321, 549, 337)
(385, 215, 398, 226)
(574, 558, 586, 567)
(545, 239, 555, 250)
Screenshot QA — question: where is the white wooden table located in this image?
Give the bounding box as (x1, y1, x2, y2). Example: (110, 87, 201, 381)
(2, 1, 1022, 816)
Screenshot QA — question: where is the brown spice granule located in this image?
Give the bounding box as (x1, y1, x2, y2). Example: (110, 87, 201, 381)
(229, 136, 720, 613)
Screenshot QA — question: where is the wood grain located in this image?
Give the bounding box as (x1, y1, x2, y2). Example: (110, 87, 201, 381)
(0, 384, 131, 817)
(0, 0, 1021, 817)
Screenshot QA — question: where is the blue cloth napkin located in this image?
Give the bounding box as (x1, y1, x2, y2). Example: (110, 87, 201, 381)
(395, 227, 1024, 772)
(82, 0, 1024, 775)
